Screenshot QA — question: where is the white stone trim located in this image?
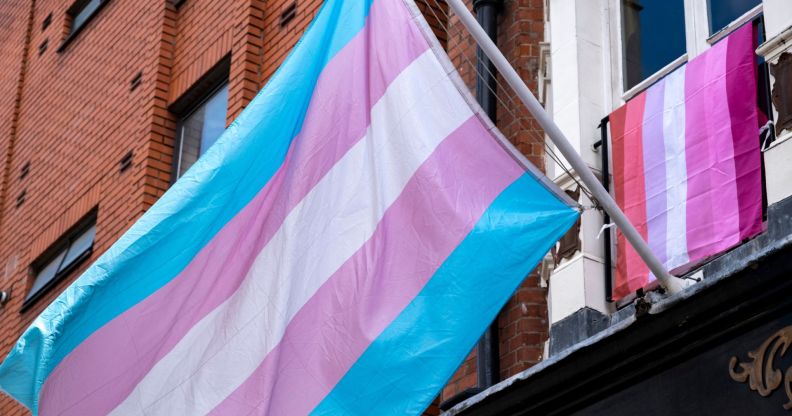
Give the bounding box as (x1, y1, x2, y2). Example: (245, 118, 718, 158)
(756, 23, 792, 62)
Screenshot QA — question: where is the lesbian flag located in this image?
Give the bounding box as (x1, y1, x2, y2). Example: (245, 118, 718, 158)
(0, 0, 578, 414)
(610, 23, 762, 300)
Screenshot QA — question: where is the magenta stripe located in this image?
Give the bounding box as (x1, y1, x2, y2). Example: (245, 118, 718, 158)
(641, 78, 668, 273)
(208, 116, 524, 416)
(38, 2, 429, 414)
(683, 36, 741, 262)
(725, 24, 762, 240)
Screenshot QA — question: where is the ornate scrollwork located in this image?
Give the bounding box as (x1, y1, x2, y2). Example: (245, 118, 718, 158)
(729, 325, 792, 410)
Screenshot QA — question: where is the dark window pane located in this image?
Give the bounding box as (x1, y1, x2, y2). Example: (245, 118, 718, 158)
(177, 84, 229, 178)
(25, 250, 66, 302)
(709, 0, 761, 34)
(622, 0, 686, 90)
(61, 224, 96, 271)
(72, 0, 102, 33)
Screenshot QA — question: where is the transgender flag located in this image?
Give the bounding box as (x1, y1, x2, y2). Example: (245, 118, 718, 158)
(610, 23, 762, 300)
(0, 0, 578, 414)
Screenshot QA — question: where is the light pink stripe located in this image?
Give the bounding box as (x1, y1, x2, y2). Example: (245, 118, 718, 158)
(39, 2, 429, 414)
(208, 116, 523, 416)
(683, 37, 741, 262)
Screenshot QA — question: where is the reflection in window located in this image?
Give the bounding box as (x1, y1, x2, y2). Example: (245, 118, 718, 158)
(622, 0, 686, 91)
(708, 0, 761, 35)
(175, 84, 229, 178)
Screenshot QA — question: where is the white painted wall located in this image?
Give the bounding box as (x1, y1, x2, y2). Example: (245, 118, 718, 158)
(547, 0, 613, 323)
(763, 0, 792, 39)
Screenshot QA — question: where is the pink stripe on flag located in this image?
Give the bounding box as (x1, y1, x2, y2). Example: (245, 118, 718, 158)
(725, 24, 762, 240)
(38, 1, 429, 414)
(207, 116, 523, 416)
(684, 35, 741, 262)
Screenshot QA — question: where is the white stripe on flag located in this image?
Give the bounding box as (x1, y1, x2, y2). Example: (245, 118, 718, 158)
(662, 66, 689, 270)
(110, 50, 474, 416)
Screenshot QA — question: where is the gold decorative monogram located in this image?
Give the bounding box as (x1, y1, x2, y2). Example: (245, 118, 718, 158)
(729, 325, 792, 411)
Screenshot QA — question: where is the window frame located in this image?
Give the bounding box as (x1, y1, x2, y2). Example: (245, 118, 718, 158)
(172, 82, 229, 180)
(169, 56, 231, 183)
(619, 0, 688, 95)
(58, 0, 110, 53)
(707, 2, 763, 45)
(611, 0, 764, 101)
(22, 212, 97, 311)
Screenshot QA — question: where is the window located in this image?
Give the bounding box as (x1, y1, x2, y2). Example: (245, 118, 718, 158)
(174, 83, 229, 178)
(621, 0, 686, 91)
(709, 0, 761, 35)
(24, 215, 96, 308)
(68, 0, 103, 36)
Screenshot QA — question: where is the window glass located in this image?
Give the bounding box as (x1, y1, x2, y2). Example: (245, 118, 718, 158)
(61, 224, 96, 269)
(200, 85, 229, 153)
(25, 251, 65, 303)
(622, 0, 686, 91)
(709, 0, 761, 35)
(176, 84, 229, 178)
(71, 0, 102, 34)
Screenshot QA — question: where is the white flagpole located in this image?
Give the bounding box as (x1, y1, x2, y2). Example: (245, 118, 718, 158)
(445, 0, 684, 294)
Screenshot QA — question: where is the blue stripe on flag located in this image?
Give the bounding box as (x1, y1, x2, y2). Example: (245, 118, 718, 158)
(311, 172, 579, 415)
(0, 0, 375, 410)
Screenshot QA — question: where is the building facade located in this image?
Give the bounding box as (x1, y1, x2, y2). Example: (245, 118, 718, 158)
(0, 0, 550, 414)
(445, 0, 792, 414)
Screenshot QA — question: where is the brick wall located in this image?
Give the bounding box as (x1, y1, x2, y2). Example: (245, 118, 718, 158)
(0, 0, 547, 414)
(0, 3, 34, 414)
(494, 0, 549, 381)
